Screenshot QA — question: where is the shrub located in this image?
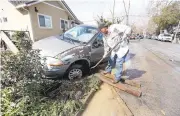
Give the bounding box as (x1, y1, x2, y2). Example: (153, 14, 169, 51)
(1, 31, 47, 115)
(1, 31, 101, 116)
(1, 32, 45, 87)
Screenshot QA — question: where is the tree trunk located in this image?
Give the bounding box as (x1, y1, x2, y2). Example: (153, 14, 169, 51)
(172, 21, 180, 44)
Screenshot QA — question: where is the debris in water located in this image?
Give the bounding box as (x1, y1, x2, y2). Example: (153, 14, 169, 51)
(161, 110, 166, 115)
(169, 59, 174, 62)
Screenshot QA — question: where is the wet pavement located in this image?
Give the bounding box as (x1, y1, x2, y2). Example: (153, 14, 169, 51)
(118, 39, 180, 116)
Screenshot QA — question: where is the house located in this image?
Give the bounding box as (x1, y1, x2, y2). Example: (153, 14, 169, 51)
(0, 0, 82, 42)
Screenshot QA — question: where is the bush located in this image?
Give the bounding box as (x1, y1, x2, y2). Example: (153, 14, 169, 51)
(1, 31, 47, 115)
(1, 31, 101, 116)
(1, 31, 45, 87)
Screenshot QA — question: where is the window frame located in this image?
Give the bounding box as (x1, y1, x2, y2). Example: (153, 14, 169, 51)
(60, 18, 69, 30)
(37, 13, 52, 29)
(92, 32, 104, 49)
(3, 17, 7, 22)
(0, 18, 2, 23)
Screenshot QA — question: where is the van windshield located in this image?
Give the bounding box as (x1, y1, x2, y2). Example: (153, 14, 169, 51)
(64, 26, 98, 43)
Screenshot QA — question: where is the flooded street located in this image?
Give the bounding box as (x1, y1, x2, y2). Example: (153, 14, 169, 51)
(118, 39, 180, 116)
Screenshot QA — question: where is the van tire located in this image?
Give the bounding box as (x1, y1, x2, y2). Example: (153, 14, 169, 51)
(66, 64, 83, 80)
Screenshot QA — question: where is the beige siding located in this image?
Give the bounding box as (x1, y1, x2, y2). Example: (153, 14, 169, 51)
(44, 1, 64, 9)
(0, 0, 33, 40)
(0, 1, 29, 30)
(29, 3, 70, 41)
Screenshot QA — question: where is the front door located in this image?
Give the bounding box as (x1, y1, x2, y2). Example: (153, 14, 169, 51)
(90, 33, 104, 63)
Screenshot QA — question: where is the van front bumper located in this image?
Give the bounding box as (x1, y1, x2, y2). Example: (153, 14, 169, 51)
(44, 65, 69, 78)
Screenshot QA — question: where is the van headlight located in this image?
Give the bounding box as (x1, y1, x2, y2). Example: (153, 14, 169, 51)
(46, 57, 64, 69)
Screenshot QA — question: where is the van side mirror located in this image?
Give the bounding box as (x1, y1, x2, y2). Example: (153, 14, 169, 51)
(92, 41, 99, 48)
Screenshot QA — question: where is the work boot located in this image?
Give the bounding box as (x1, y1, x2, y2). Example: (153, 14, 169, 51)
(112, 79, 120, 84)
(112, 78, 125, 84)
(119, 78, 125, 83)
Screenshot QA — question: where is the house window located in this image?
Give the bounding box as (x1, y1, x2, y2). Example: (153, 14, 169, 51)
(38, 14, 52, 28)
(3, 17, 7, 22)
(60, 19, 68, 30)
(71, 22, 76, 28)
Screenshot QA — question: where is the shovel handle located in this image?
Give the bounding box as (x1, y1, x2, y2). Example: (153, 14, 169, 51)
(91, 35, 124, 69)
(91, 58, 104, 69)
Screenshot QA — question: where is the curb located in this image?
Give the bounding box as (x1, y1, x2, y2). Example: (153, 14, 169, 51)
(111, 87, 134, 116)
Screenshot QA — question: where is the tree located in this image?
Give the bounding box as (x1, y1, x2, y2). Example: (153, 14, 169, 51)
(152, 1, 180, 34)
(123, 0, 131, 25)
(95, 15, 123, 27)
(131, 24, 137, 33)
(147, 0, 171, 17)
(95, 15, 113, 26)
(147, 19, 157, 34)
(172, 20, 180, 44)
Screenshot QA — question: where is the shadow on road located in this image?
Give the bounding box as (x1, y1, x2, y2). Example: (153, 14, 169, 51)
(123, 69, 146, 80)
(125, 53, 136, 62)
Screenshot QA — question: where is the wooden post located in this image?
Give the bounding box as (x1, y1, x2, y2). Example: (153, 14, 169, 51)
(98, 75, 142, 97)
(102, 73, 141, 88)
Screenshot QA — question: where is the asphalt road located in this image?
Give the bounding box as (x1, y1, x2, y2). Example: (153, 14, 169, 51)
(118, 39, 180, 116)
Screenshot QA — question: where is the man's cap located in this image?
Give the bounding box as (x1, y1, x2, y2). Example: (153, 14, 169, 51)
(98, 22, 108, 30)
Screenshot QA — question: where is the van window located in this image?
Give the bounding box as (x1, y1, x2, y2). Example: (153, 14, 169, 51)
(92, 33, 104, 48)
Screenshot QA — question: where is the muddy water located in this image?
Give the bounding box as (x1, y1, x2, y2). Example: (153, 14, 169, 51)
(82, 84, 126, 116)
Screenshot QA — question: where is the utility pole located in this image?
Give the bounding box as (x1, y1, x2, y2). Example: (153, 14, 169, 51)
(112, 0, 116, 23)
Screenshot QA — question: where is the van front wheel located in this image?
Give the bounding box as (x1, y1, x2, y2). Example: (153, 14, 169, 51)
(67, 64, 83, 80)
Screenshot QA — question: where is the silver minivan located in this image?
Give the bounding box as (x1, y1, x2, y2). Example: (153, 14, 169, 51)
(33, 25, 106, 79)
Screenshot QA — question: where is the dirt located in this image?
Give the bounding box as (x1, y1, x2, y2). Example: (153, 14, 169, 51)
(82, 83, 130, 116)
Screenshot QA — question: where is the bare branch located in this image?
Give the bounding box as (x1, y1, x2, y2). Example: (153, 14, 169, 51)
(123, 0, 128, 16)
(127, 0, 131, 15)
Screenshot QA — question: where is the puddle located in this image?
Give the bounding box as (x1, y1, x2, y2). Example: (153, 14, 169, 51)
(175, 67, 180, 72)
(82, 84, 126, 116)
